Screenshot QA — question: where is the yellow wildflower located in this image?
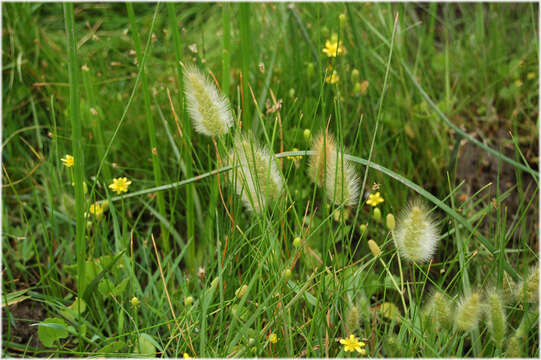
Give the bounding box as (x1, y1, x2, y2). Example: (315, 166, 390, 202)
(183, 353, 191, 359)
(269, 333, 278, 344)
(339, 334, 366, 354)
(322, 39, 346, 58)
(366, 192, 384, 207)
(108, 177, 132, 195)
(130, 296, 140, 307)
(61, 154, 74, 168)
(325, 70, 340, 84)
(89, 202, 104, 219)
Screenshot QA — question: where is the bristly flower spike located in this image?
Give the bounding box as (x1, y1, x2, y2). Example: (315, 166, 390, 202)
(394, 200, 440, 262)
(486, 289, 506, 349)
(455, 292, 481, 331)
(228, 133, 283, 213)
(184, 65, 233, 137)
(307, 130, 359, 206)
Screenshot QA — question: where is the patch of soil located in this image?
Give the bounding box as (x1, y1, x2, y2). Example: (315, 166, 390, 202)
(455, 129, 538, 248)
(2, 300, 46, 355)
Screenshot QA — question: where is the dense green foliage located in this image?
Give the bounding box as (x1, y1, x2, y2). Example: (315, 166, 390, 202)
(2, 2, 539, 357)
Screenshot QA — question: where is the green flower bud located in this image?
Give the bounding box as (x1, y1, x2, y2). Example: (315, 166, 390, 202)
(282, 269, 292, 281)
(339, 14, 347, 28)
(368, 239, 381, 257)
(303, 128, 312, 143)
(321, 26, 329, 38)
(293, 237, 302, 248)
(373, 207, 381, 221)
(306, 63, 315, 77)
(353, 82, 362, 95)
(351, 69, 360, 83)
(386, 213, 396, 231)
(288, 88, 295, 98)
(184, 296, 194, 307)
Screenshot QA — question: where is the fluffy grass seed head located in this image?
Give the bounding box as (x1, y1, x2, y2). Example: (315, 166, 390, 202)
(485, 289, 506, 349)
(394, 201, 440, 263)
(426, 291, 453, 329)
(307, 131, 359, 206)
(184, 65, 233, 137)
(345, 305, 360, 335)
(505, 335, 522, 358)
(228, 133, 283, 213)
(455, 292, 481, 331)
(516, 264, 539, 303)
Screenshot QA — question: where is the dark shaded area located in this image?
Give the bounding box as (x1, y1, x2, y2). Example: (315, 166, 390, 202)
(2, 300, 46, 356)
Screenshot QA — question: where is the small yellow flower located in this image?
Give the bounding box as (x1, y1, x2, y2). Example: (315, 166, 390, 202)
(325, 70, 340, 84)
(322, 39, 346, 58)
(89, 202, 104, 219)
(61, 154, 74, 168)
(183, 353, 191, 359)
(269, 333, 278, 344)
(108, 177, 132, 195)
(527, 72, 536, 80)
(514, 79, 523, 87)
(366, 192, 384, 207)
(340, 334, 366, 354)
(131, 296, 140, 307)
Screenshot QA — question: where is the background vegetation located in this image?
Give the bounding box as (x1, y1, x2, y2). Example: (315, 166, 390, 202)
(2, 2, 539, 357)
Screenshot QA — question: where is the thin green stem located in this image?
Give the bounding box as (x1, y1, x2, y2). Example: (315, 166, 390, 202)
(126, 3, 169, 252)
(63, 1, 85, 345)
(167, 3, 196, 271)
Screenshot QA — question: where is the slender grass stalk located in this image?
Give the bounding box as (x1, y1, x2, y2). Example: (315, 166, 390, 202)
(222, 3, 231, 98)
(167, 3, 197, 271)
(63, 2, 85, 344)
(81, 66, 111, 182)
(239, 3, 252, 131)
(126, 3, 169, 252)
